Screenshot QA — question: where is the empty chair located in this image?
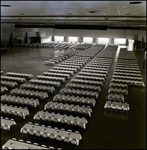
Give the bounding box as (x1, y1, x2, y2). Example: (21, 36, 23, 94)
(29, 129, 34, 136)
(48, 134, 55, 140)
(71, 139, 77, 145)
(56, 135, 62, 141)
(34, 131, 41, 137)
(42, 132, 48, 138)
(41, 145, 47, 148)
(22, 128, 28, 134)
(26, 141, 31, 144)
(63, 137, 70, 143)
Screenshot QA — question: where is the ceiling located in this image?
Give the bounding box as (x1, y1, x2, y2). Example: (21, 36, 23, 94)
(1, 1, 146, 30)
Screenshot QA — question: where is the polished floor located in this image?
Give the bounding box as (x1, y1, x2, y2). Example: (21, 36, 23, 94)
(1, 46, 146, 149)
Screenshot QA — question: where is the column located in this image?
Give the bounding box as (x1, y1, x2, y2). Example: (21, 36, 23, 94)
(79, 37, 83, 43)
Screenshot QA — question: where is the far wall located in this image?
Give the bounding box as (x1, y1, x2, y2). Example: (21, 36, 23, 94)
(1, 23, 146, 47)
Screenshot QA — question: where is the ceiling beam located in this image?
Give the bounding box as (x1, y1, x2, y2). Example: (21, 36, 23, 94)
(1, 15, 146, 18)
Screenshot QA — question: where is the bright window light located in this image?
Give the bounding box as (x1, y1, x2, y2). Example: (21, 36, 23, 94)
(114, 38, 126, 45)
(98, 38, 109, 44)
(41, 37, 51, 43)
(54, 36, 64, 42)
(128, 39, 134, 51)
(83, 37, 93, 43)
(41, 39, 45, 43)
(69, 37, 78, 43)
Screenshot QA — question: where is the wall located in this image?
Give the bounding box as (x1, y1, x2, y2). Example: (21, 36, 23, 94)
(54, 29, 127, 38)
(126, 30, 146, 42)
(1, 24, 15, 46)
(1, 23, 146, 46)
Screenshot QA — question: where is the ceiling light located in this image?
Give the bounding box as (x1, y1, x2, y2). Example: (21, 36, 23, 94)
(126, 13, 130, 15)
(68, 12, 72, 15)
(86, 10, 102, 14)
(129, 2, 142, 4)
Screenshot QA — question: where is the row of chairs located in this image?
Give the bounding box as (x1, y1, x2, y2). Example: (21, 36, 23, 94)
(96, 45, 118, 58)
(43, 72, 70, 80)
(5, 72, 33, 80)
(33, 111, 88, 129)
(71, 79, 104, 87)
(75, 75, 105, 82)
(87, 58, 113, 65)
(79, 72, 106, 78)
(116, 63, 139, 67)
(10, 88, 48, 100)
(1, 103, 29, 119)
(1, 86, 8, 95)
(2, 138, 59, 149)
(118, 48, 136, 59)
(108, 87, 128, 95)
(66, 83, 102, 92)
(107, 93, 125, 102)
(52, 66, 78, 73)
(1, 80, 18, 88)
(44, 102, 92, 117)
(1, 116, 16, 131)
(115, 66, 140, 71)
(65, 55, 91, 62)
(56, 64, 81, 70)
(113, 72, 142, 77)
(114, 68, 140, 74)
(87, 64, 110, 69)
(20, 122, 82, 146)
(48, 69, 74, 76)
(29, 79, 61, 88)
(109, 83, 128, 89)
(116, 62, 139, 68)
(37, 75, 66, 83)
(76, 45, 104, 58)
(60, 62, 83, 68)
(87, 57, 112, 65)
(53, 94, 96, 107)
(60, 88, 99, 99)
(84, 66, 109, 72)
(82, 68, 108, 75)
(104, 101, 130, 111)
(20, 83, 55, 93)
(111, 78, 144, 87)
(45, 55, 68, 65)
(112, 75, 143, 81)
(1, 94, 40, 108)
(44, 49, 79, 66)
(1, 75, 26, 84)
(63, 49, 79, 57)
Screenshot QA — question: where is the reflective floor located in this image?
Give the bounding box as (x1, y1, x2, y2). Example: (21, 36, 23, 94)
(1, 46, 146, 149)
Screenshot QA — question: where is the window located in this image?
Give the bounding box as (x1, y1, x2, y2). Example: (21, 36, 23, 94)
(114, 38, 126, 45)
(41, 37, 51, 43)
(83, 37, 93, 43)
(41, 39, 45, 43)
(68, 37, 78, 43)
(54, 36, 64, 42)
(98, 38, 109, 44)
(128, 39, 134, 51)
